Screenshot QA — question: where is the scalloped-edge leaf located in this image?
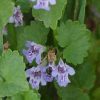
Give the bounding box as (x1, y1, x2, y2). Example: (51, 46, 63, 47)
(0, 49, 29, 97)
(7, 90, 40, 100)
(56, 20, 91, 65)
(0, 0, 14, 31)
(56, 85, 90, 100)
(32, 0, 67, 29)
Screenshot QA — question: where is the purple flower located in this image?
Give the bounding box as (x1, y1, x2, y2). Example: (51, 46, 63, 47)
(9, 6, 23, 27)
(41, 63, 54, 82)
(33, 0, 56, 11)
(52, 59, 75, 87)
(26, 66, 47, 89)
(23, 41, 46, 64)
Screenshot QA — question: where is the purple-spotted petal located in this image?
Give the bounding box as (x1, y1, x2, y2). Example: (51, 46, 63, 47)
(33, 0, 50, 11)
(22, 41, 46, 64)
(36, 53, 41, 64)
(26, 67, 36, 77)
(9, 6, 23, 27)
(53, 59, 75, 87)
(57, 73, 70, 87)
(26, 66, 47, 89)
(29, 77, 40, 89)
(52, 67, 58, 77)
(22, 49, 36, 63)
(34, 4, 50, 11)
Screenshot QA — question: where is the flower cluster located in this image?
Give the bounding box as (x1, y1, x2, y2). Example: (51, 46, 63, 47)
(9, 6, 23, 27)
(23, 41, 75, 89)
(8, 0, 56, 27)
(30, 0, 56, 11)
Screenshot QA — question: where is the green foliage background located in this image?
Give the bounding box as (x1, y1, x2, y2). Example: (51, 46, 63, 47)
(0, 0, 100, 100)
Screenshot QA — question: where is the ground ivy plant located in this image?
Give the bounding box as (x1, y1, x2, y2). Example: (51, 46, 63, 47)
(0, 0, 100, 100)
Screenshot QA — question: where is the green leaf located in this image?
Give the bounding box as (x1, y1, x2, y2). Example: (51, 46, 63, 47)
(7, 24, 17, 50)
(0, 33, 3, 55)
(0, 0, 14, 31)
(74, 0, 79, 20)
(56, 20, 90, 65)
(0, 49, 29, 97)
(73, 0, 86, 23)
(16, 0, 31, 13)
(56, 57, 95, 100)
(92, 88, 100, 100)
(72, 60, 96, 91)
(16, 21, 49, 51)
(56, 85, 89, 100)
(32, 0, 67, 29)
(61, 0, 75, 22)
(78, 0, 86, 23)
(91, 0, 100, 13)
(8, 90, 40, 100)
(24, 91, 40, 100)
